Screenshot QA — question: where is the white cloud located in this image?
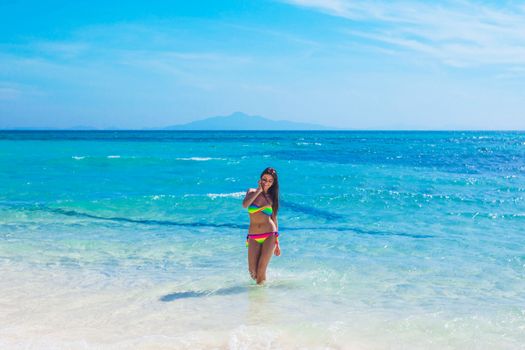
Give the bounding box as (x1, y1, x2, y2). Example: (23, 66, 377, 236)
(282, 0, 525, 67)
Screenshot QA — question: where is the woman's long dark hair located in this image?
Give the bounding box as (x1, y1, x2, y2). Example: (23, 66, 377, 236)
(261, 167, 279, 216)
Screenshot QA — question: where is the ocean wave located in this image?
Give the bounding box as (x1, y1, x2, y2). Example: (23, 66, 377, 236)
(296, 142, 322, 146)
(176, 157, 225, 161)
(72, 156, 85, 160)
(182, 192, 245, 199)
(450, 211, 525, 220)
(206, 192, 245, 199)
(107, 155, 121, 159)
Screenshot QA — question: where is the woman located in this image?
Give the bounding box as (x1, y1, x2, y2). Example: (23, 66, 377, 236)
(242, 167, 280, 284)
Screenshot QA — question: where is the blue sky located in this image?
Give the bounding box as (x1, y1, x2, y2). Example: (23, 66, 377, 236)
(1, 0, 524, 129)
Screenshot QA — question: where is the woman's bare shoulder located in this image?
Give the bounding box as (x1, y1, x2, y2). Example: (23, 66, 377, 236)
(246, 188, 257, 193)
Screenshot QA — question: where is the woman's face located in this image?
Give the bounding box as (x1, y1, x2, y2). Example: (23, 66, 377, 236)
(260, 174, 274, 191)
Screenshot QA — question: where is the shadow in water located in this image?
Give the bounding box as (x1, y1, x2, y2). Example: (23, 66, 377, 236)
(160, 285, 248, 302)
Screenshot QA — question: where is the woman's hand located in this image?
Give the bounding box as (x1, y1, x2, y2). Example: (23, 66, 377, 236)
(257, 180, 264, 193)
(259, 179, 271, 193)
(274, 244, 281, 256)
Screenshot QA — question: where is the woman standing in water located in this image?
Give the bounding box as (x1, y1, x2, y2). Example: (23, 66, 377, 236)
(242, 167, 280, 284)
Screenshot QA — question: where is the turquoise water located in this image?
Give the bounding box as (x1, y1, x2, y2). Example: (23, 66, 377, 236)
(1, 131, 524, 349)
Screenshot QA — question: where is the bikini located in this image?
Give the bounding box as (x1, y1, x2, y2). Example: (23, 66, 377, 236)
(246, 203, 279, 247)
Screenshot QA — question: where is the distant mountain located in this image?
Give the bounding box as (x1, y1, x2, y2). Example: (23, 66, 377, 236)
(163, 112, 333, 130)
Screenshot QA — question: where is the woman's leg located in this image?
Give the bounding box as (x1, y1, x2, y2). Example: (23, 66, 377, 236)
(256, 235, 276, 285)
(248, 239, 262, 280)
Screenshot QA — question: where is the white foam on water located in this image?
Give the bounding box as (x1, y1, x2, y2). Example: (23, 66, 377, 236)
(228, 325, 280, 350)
(295, 142, 322, 146)
(206, 192, 245, 199)
(176, 157, 225, 161)
(72, 156, 85, 160)
(107, 155, 120, 159)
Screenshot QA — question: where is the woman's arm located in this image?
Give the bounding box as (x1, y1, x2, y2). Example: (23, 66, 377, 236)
(242, 185, 262, 208)
(272, 213, 278, 231)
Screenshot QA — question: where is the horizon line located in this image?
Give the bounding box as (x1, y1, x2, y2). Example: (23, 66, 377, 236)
(1, 128, 524, 132)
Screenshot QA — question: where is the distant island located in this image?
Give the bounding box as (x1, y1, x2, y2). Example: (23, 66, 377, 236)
(1, 112, 335, 131)
(162, 112, 333, 130)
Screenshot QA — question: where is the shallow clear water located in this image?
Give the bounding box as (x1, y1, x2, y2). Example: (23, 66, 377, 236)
(1, 130, 524, 349)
